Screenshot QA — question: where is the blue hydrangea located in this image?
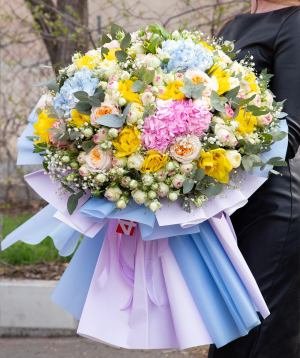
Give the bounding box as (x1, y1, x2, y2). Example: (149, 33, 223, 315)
(160, 39, 213, 73)
(53, 67, 99, 117)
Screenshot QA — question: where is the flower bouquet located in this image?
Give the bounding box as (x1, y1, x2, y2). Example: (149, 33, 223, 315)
(3, 23, 288, 349)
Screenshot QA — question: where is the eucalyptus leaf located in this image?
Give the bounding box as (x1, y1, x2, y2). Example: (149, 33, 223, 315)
(47, 82, 60, 92)
(237, 94, 256, 106)
(75, 102, 92, 111)
(140, 82, 148, 93)
(201, 177, 223, 196)
(97, 113, 124, 127)
(224, 86, 240, 100)
(70, 131, 80, 140)
(101, 47, 109, 58)
(94, 87, 105, 102)
(183, 178, 194, 194)
(272, 131, 288, 142)
(74, 91, 89, 101)
(142, 69, 155, 84)
(268, 157, 287, 166)
(88, 96, 102, 107)
(115, 50, 127, 62)
(242, 156, 253, 173)
(46, 128, 58, 133)
(195, 168, 205, 181)
(148, 37, 160, 54)
(121, 32, 131, 50)
(138, 66, 147, 80)
(131, 80, 143, 93)
(61, 182, 75, 194)
(232, 106, 240, 120)
(102, 33, 111, 46)
(67, 190, 84, 215)
(111, 24, 126, 39)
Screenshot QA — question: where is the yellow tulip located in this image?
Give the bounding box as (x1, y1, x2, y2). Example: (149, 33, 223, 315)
(33, 110, 58, 145)
(68, 109, 90, 128)
(113, 126, 141, 157)
(140, 150, 169, 173)
(157, 81, 185, 101)
(199, 41, 213, 52)
(104, 49, 121, 62)
(119, 80, 142, 104)
(235, 109, 257, 134)
(208, 65, 230, 95)
(198, 149, 233, 184)
(76, 56, 97, 70)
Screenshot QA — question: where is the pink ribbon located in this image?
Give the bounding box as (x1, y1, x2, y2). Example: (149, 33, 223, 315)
(97, 219, 168, 309)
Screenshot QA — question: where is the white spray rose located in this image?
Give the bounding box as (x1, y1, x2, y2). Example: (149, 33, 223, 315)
(172, 174, 185, 188)
(164, 73, 175, 84)
(141, 92, 155, 105)
(132, 190, 148, 204)
(105, 187, 122, 202)
(157, 183, 170, 197)
(131, 43, 146, 55)
(128, 153, 144, 170)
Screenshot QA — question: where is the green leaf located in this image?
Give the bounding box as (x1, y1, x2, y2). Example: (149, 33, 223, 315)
(75, 102, 92, 111)
(252, 110, 270, 116)
(131, 80, 143, 93)
(154, 22, 169, 39)
(102, 33, 111, 46)
(195, 168, 205, 181)
(232, 106, 240, 120)
(208, 66, 219, 77)
(224, 86, 240, 100)
(43, 160, 49, 173)
(237, 94, 256, 106)
(70, 131, 80, 140)
(47, 82, 59, 92)
(178, 195, 191, 213)
(61, 182, 75, 194)
(272, 131, 288, 142)
(67, 191, 84, 215)
(94, 87, 105, 102)
(192, 82, 205, 99)
(74, 91, 89, 101)
(148, 37, 160, 54)
(115, 50, 127, 62)
(268, 157, 287, 167)
(183, 77, 195, 87)
(244, 140, 254, 155)
(183, 178, 194, 194)
(121, 32, 131, 50)
(142, 69, 156, 84)
(201, 176, 223, 196)
(34, 78, 56, 88)
(101, 47, 109, 58)
(138, 66, 147, 80)
(111, 24, 126, 39)
(46, 128, 58, 133)
(87, 96, 102, 107)
(140, 82, 148, 93)
(179, 84, 193, 98)
(242, 156, 253, 173)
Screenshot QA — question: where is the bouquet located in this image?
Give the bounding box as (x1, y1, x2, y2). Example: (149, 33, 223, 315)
(3, 23, 289, 350)
(31, 22, 287, 215)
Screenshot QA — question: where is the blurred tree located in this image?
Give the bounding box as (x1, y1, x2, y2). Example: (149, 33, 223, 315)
(26, 0, 90, 67)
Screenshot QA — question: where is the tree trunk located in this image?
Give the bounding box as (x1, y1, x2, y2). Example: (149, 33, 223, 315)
(27, 0, 89, 68)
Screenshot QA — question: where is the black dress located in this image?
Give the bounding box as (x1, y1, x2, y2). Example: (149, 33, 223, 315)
(209, 7, 300, 358)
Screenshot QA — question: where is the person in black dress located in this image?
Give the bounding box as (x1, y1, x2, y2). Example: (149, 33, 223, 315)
(209, 2, 300, 358)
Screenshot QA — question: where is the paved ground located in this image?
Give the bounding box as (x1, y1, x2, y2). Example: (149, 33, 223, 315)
(0, 337, 209, 358)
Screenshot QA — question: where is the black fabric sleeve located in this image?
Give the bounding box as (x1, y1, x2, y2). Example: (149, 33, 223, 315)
(272, 9, 300, 160)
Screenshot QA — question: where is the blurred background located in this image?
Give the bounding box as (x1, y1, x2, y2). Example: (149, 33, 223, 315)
(0, 1, 249, 357)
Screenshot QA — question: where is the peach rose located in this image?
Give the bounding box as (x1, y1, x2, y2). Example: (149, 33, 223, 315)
(185, 69, 219, 99)
(90, 101, 121, 127)
(169, 135, 202, 164)
(85, 145, 113, 173)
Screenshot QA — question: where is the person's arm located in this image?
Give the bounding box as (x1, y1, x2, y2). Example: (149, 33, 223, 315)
(272, 9, 300, 160)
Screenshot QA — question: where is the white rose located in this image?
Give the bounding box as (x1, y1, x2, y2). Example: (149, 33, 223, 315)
(212, 116, 226, 126)
(247, 133, 260, 145)
(164, 73, 175, 84)
(83, 128, 93, 138)
(120, 71, 130, 81)
(112, 156, 127, 167)
(108, 128, 118, 139)
(77, 152, 86, 164)
(257, 113, 273, 127)
(264, 91, 273, 107)
(127, 102, 144, 120)
(146, 54, 161, 68)
(228, 77, 240, 90)
(153, 75, 165, 86)
(132, 190, 148, 204)
(129, 180, 138, 189)
(94, 127, 109, 142)
(172, 174, 185, 188)
(215, 128, 231, 143)
(157, 183, 170, 197)
(95, 173, 106, 183)
(127, 111, 138, 124)
(169, 135, 202, 164)
(149, 201, 162, 212)
(99, 81, 108, 90)
(79, 164, 90, 177)
(120, 176, 131, 187)
(229, 62, 246, 77)
(171, 30, 180, 40)
(248, 93, 261, 108)
(141, 92, 155, 105)
(131, 43, 146, 55)
(66, 63, 77, 77)
(116, 199, 127, 210)
(224, 150, 242, 168)
(159, 52, 171, 62)
(175, 73, 184, 83)
(157, 86, 167, 95)
(127, 153, 144, 170)
(103, 40, 121, 50)
(148, 190, 157, 199)
(142, 174, 154, 186)
(100, 59, 120, 80)
(105, 187, 122, 202)
(118, 98, 127, 106)
(168, 192, 178, 201)
(107, 80, 119, 94)
(180, 163, 194, 174)
(156, 169, 167, 182)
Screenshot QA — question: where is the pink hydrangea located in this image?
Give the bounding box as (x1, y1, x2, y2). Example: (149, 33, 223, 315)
(142, 99, 212, 153)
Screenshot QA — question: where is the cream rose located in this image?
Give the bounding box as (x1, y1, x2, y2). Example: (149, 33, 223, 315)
(103, 40, 120, 50)
(127, 153, 144, 170)
(185, 69, 219, 98)
(85, 145, 113, 173)
(100, 59, 120, 79)
(169, 135, 201, 164)
(257, 113, 273, 127)
(224, 150, 242, 168)
(90, 101, 120, 127)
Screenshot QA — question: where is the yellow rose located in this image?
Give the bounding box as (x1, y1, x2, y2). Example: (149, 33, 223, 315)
(157, 81, 185, 101)
(235, 109, 257, 134)
(140, 150, 169, 173)
(104, 49, 121, 62)
(198, 149, 233, 184)
(68, 109, 90, 128)
(119, 80, 142, 104)
(113, 126, 141, 157)
(33, 110, 58, 145)
(208, 65, 230, 95)
(76, 56, 97, 70)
